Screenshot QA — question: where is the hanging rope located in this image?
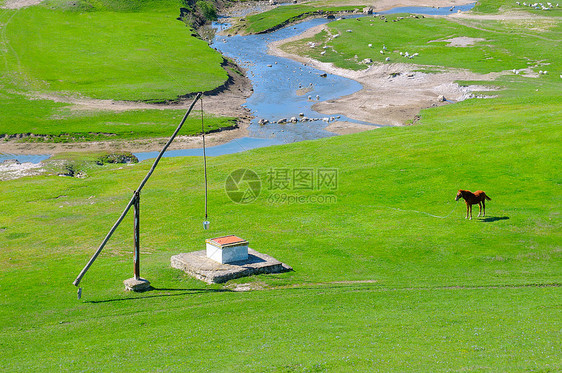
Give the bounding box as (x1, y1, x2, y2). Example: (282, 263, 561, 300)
(201, 95, 209, 224)
(373, 202, 459, 219)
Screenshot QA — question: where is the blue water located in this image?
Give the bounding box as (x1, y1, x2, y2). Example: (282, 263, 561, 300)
(0, 153, 51, 164)
(135, 137, 283, 162)
(212, 17, 372, 144)
(1, 3, 475, 164)
(382, 3, 476, 15)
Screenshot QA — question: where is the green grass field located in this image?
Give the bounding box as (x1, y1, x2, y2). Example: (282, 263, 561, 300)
(243, 4, 361, 34)
(0, 0, 561, 371)
(0, 0, 234, 141)
(1, 66, 560, 371)
(0, 88, 235, 142)
(281, 9, 562, 74)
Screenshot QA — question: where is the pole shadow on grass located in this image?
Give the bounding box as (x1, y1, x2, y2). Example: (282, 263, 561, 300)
(478, 216, 510, 223)
(85, 287, 232, 304)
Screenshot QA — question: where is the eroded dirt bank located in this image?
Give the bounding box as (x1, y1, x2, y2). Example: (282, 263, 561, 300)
(0, 60, 254, 154)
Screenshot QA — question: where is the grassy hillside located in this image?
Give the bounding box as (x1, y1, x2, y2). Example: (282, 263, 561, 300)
(0, 0, 233, 141)
(243, 4, 360, 34)
(0, 74, 560, 371)
(4, 4, 226, 101)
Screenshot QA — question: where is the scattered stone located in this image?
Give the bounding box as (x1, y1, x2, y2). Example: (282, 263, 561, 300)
(1, 159, 20, 166)
(123, 277, 152, 292)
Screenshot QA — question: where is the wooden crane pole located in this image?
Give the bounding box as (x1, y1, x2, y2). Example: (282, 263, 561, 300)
(73, 93, 202, 292)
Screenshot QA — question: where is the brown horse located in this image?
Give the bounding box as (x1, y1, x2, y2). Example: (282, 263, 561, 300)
(455, 190, 491, 219)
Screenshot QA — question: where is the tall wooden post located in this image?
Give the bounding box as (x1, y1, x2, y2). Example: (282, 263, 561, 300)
(72, 92, 202, 295)
(133, 191, 140, 280)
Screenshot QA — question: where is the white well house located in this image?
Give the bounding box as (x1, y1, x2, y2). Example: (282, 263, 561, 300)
(206, 235, 249, 264)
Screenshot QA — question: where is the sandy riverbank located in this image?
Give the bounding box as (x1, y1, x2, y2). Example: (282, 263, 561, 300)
(267, 15, 500, 126)
(267, 1, 549, 127)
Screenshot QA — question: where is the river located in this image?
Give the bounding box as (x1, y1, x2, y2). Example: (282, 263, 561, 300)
(1, 3, 475, 164)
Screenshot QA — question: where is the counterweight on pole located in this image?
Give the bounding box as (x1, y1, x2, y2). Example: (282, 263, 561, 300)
(73, 92, 202, 288)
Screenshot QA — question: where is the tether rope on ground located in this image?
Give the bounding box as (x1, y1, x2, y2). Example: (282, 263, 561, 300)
(374, 202, 459, 219)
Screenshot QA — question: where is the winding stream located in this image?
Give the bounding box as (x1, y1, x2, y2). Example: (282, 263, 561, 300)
(1, 3, 475, 164)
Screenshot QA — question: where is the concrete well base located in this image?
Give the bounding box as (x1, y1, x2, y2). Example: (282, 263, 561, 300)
(171, 248, 292, 284)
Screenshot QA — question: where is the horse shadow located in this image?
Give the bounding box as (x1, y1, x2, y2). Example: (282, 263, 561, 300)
(478, 216, 509, 223)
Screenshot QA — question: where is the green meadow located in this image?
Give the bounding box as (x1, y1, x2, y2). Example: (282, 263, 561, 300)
(243, 4, 360, 34)
(281, 7, 562, 74)
(1, 81, 560, 370)
(0, 0, 233, 141)
(1, 0, 561, 371)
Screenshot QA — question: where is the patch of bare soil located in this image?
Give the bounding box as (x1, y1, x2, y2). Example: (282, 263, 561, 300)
(1, 0, 44, 9)
(0, 159, 43, 180)
(364, 0, 474, 12)
(429, 36, 486, 47)
(324, 121, 377, 135)
(310, 63, 505, 126)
